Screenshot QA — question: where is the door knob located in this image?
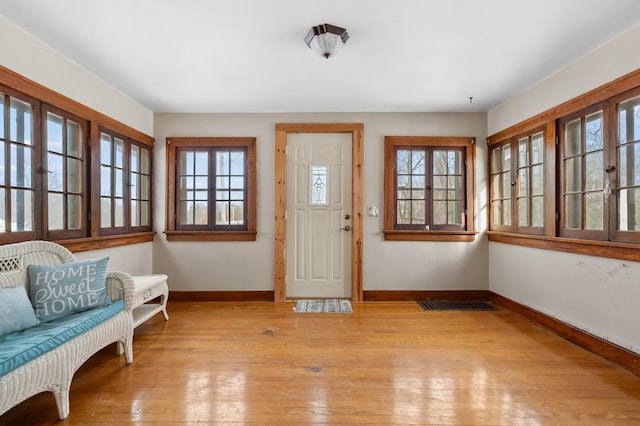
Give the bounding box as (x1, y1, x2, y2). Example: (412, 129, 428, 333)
(340, 225, 351, 231)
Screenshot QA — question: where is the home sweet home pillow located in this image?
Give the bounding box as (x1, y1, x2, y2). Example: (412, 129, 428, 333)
(28, 257, 111, 322)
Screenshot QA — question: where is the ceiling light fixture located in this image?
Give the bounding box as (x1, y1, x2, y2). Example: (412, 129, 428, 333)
(304, 23, 349, 59)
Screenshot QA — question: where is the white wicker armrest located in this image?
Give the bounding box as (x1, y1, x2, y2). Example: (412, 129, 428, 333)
(105, 271, 136, 311)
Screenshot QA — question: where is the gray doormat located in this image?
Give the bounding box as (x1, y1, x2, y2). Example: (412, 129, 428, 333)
(417, 301, 497, 311)
(294, 299, 353, 313)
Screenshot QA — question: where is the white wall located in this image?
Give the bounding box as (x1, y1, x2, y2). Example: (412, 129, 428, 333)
(488, 23, 640, 135)
(0, 15, 155, 273)
(487, 25, 640, 354)
(0, 15, 153, 136)
(153, 112, 488, 292)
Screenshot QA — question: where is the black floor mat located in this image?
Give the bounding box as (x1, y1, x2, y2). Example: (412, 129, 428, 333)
(417, 301, 497, 311)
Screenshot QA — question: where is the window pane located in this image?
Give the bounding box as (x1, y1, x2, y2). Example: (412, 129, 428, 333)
(397, 150, 410, 174)
(565, 157, 582, 192)
(140, 201, 149, 226)
(502, 145, 510, 171)
(434, 150, 448, 175)
(0, 189, 5, 231)
(397, 175, 409, 191)
(101, 198, 111, 227)
(141, 147, 150, 174)
(47, 113, 64, 154)
(101, 166, 111, 196)
(311, 166, 327, 205)
(10, 145, 31, 187)
(502, 173, 510, 196)
(67, 158, 82, 193)
(532, 196, 544, 227)
(230, 151, 244, 174)
(100, 134, 112, 165)
(216, 201, 230, 225)
(114, 138, 124, 168)
(491, 175, 500, 201)
(397, 200, 411, 224)
(0, 141, 4, 186)
(448, 176, 461, 199)
(618, 142, 640, 187)
(492, 200, 502, 225)
(48, 153, 63, 191)
(565, 119, 581, 157)
(0, 95, 4, 136)
(619, 188, 640, 231)
(448, 201, 461, 224)
(48, 193, 64, 230)
(140, 175, 149, 199)
(411, 175, 424, 189)
(130, 173, 139, 198)
(565, 194, 582, 229)
(518, 169, 529, 196)
(412, 151, 425, 174)
(230, 201, 244, 225)
(181, 151, 194, 175)
(131, 145, 139, 172)
(585, 192, 603, 230)
(217, 152, 230, 175)
(585, 152, 603, 191)
(10, 98, 32, 145)
(11, 189, 33, 231)
(585, 112, 603, 152)
(531, 133, 544, 164)
(504, 199, 511, 225)
(491, 148, 501, 172)
(619, 95, 640, 145)
(131, 200, 139, 227)
(518, 198, 529, 226)
(180, 201, 193, 225)
(531, 165, 543, 196)
(434, 200, 446, 224)
(114, 198, 124, 227)
(518, 138, 528, 167)
(67, 194, 81, 229)
(411, 200, 425, 224)
(448, 151, 461, 174)
(230, 176, 244, 190)
(115, 169, 124, 197)
(67, 120, 82, 158)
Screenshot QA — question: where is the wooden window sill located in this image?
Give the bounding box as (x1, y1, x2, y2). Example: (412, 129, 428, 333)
(164, 231, 257, 242)
(487, 231, 640, 262)
(383, 230, 477, 242)
(55, 232, 155, 253)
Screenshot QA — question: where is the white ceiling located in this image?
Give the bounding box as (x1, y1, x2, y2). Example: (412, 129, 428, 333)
(1, 0, 640, 113)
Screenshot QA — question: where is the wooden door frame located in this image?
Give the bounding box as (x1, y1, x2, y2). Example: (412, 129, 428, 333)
(274, 123, 364, 302)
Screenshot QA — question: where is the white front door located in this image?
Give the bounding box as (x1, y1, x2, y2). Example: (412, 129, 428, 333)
(286, 133, 352, 299)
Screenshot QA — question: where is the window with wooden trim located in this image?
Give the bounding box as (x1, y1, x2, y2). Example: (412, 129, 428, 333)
(558, 105, 606, 240)
(489, 128, 545, 235)
(99, 129, 152, 235)
(383, 136, 476, 242)
(44, 105, 88, 240)
(0, 91, 38, 243)
(0, 74, 154, 248)
(165, 137, 256, 241)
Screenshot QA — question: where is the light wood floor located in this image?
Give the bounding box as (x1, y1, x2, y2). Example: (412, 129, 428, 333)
(2, 301, 639, 425)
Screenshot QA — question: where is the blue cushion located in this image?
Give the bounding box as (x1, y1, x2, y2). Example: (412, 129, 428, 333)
(28, 257, 111, 322)
(0, 286, 40, 336)
(0, 299, 124, 377)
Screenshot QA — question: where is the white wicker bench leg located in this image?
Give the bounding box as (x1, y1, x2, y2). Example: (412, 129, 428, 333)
(53, 384, 70, 419)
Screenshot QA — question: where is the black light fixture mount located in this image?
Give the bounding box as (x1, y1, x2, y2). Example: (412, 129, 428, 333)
(304, 23, 349, 59)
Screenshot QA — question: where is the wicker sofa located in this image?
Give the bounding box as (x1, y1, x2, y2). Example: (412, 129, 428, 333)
(0, 241, 135, 419)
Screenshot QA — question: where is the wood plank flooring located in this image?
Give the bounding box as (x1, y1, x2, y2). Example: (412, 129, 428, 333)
(2, 301, 639, 425)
